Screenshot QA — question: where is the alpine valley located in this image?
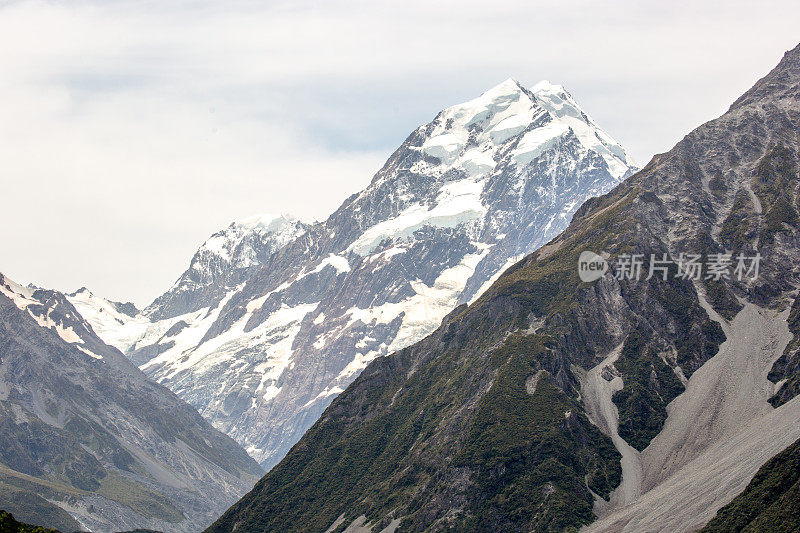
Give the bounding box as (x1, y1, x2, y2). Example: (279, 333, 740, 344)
(206, 44, 800, 532)
(72, 79, 637, 471)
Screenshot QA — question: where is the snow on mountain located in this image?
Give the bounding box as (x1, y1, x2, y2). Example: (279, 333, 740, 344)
(67, 287, 149, 353)
(70, 213, 309, 365)
(192, 214, 307, 271)
(531, 80, 636, 179)
(79, 78, 637, 469)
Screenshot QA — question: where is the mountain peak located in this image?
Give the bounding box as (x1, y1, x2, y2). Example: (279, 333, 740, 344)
(0, 272, 35, 302)
(441, 77, 535, 124)
(530, 79, 563, 93)
(201, 213, 308, 263)
(427, 77, 635, 179)
(143, 212, 309, 320)
(232, 213, 303, 231)
(483, 76, 526, 96)
(730, 42, 800, 111)
(531, 79, 638, 177)
(90, 75, 638, 472)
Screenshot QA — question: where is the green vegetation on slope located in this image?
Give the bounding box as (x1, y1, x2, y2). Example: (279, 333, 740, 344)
(612, 330, 685, 452)
(205, 256, 627, 533)
(490, 191, 723, 454)
(719, 189, 755, 255)
(96, 472, 183, 523)
(0, 403, 183, 526)
(0, 483, 79, 533)
(769, 294, 800, 407)
(751, 142, 799, 246)
(702, 436, 800, 532)
(0, 510, 60, 533)
(452, 335, 621, 532)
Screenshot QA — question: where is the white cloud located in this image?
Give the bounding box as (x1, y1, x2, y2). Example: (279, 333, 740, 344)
(1, 0, 799, 305)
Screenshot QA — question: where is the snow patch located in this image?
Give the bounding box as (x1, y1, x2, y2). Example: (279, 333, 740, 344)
(261, 384, 282, 402)
(67, 289, 152, 353)
(421, 133, 464, 163)
(77, 345, 103, 360)
(511, 122, 570, 166)
(490, 113, 533, 144)
(312, 254, 351, 275)
(348, 178, 487, 256)
(306, 385, 345, 407)
(459, 149, 496, 176)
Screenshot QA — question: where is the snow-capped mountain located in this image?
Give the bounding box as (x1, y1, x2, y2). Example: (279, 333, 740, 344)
(75, 78, 637, 469)
(0, 273, 263, 532)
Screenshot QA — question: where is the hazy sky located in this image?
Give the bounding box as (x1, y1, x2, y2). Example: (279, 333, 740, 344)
(1, 0, 799, 306)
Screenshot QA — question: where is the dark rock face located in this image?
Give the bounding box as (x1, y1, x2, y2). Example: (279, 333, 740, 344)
(768, 273, 800, 407)
(86, 79, 636, 470)
(207, 44, 800, 532)
(0, 274, 263, 533)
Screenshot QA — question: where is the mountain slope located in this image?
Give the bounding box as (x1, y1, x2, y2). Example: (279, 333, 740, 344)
(0, 273, 263, 533)
(702, 435, 800, 532)
(207, 43, 800, 532)
(82, 79, 637, 470)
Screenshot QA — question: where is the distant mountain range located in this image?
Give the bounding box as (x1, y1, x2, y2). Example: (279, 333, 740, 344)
(206, 43, 800, 532)
(73, 78, 637, 470)
(0, 273, 263, 532)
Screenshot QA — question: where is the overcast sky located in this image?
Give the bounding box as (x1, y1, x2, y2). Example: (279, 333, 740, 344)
(1, 0, 799, 306)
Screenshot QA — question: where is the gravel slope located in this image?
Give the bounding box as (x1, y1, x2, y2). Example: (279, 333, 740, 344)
(584, 300, 796, 532)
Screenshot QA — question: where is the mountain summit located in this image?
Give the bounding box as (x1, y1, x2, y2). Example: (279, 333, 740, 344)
(75, 78, 637, 469)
